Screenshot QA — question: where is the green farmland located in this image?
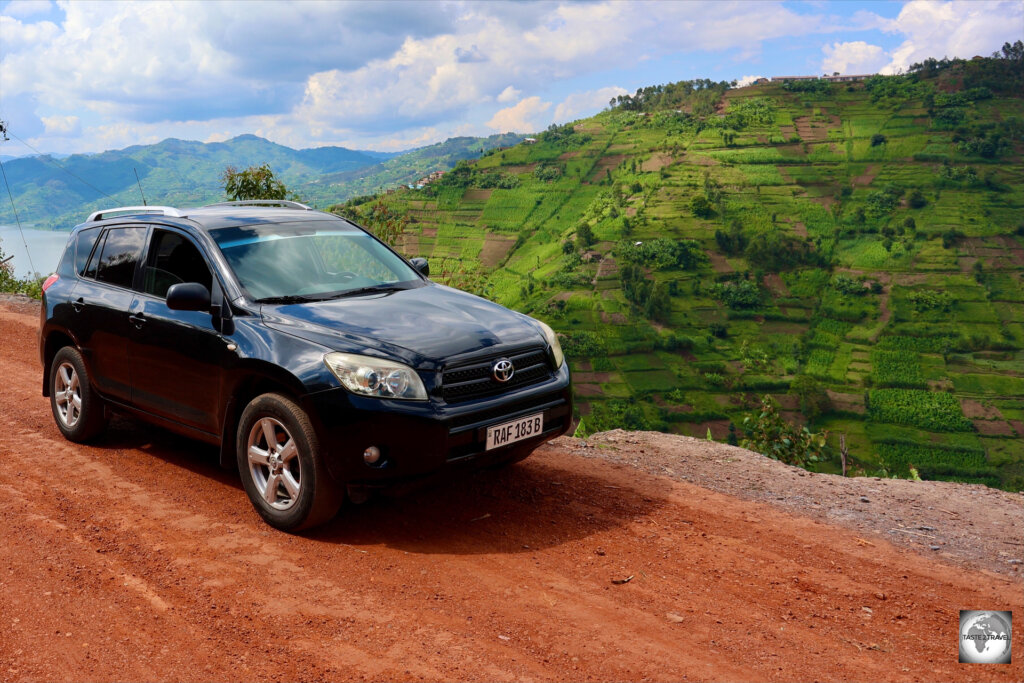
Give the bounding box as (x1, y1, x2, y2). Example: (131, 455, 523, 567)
(337, 55, 1024, 491)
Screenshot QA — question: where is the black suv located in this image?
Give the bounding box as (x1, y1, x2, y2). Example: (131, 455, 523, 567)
(40, 201, 572, 530)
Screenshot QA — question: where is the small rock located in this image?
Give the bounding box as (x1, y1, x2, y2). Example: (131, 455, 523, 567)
(859, 497, 870, 503)
(918, 526, 935, 532)
(498, 635, 510, 641)
(666, 612, 685, 623)
(862, 606, 873, 614)
(930, 545, 941, 551)
(1008, 559, 1022, 565)
(874, 592, 886, 600)
(595, 547, 606, 556)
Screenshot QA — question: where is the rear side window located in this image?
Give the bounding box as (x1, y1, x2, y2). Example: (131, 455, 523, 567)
(95, 227, 146, 289)
(75, 227, 101, 275)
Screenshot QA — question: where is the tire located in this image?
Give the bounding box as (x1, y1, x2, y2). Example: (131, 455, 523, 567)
(236, 393, 341, 531)
(49, 347, 107, 442)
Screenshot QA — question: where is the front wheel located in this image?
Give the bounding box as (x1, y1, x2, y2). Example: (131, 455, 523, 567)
(49, 347, 107, 442)
(236, 393, 341, 531)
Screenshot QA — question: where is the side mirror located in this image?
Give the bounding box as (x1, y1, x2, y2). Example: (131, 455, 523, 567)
(166, 282, 211, 312)
(410, 257, 429, 277)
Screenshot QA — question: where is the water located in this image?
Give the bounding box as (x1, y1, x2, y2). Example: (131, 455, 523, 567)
(0, 225, 71, 279)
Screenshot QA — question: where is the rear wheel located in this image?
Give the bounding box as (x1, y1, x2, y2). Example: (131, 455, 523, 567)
(236, 393, 341, 531)
(49, 347, 106, 442)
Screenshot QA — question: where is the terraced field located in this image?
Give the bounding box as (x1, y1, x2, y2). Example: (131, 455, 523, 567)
(339, 64, 1024, 490)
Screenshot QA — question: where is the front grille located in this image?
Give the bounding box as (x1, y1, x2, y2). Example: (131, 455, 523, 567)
(441, 347, 552, 402)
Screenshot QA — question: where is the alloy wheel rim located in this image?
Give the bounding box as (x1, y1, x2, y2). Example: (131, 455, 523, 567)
(247, 417, 301, 511)
(54, 361, 82, 428)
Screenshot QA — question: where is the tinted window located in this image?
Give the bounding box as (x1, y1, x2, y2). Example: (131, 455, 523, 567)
(83, 232, 104, 279)
(95, 227, 146, 289)
(75, 228, 101, 276)
(142, 229, 212, 298)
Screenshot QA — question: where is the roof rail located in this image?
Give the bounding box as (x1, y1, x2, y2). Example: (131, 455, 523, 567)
(87, 206, 183, 222)
(205, 200, 312, 210)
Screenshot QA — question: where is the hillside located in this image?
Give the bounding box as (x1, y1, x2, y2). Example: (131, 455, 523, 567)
(0, 133, 522, 230)
(0, 135, 387, 228)
(339, 54, 1024, 491)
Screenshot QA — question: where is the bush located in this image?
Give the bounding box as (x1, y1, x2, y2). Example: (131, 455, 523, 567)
(533, 164, 562, 182)
(870, 134, 887, 147)
(710, 280, 761, 309)
(741, 396, 827, 467)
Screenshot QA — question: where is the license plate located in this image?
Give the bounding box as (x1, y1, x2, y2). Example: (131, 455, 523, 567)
(486, 412, 544, 450)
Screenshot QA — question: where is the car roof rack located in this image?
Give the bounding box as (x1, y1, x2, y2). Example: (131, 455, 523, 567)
(87, 206, 184, 222)
(205, 200, 312, 210)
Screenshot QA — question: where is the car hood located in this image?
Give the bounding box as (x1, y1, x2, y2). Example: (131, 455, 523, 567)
(259, 283, 544, 366)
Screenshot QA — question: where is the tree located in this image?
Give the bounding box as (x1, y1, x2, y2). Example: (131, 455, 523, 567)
(870, 133, 887, 147)
(789, 375, 831, 422)
(907, 188, 927, 209)
(575, 222, 596, 250)
(741, 395, 827, 467)
(222, 163, 289, 200)
(690, 195, 714, 219)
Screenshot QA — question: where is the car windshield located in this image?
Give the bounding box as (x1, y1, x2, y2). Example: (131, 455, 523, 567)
(210, 222, 421, 301)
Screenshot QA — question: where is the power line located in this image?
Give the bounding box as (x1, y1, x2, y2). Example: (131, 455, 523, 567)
(0, 156, 36, 276)
(5, 127, 115, 200)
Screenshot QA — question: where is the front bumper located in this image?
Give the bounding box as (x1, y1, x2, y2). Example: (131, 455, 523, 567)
(304, 363, 573, 487)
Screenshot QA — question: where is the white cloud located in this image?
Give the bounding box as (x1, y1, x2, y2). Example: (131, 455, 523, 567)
(821, 41, 886, 75)
(735, 75, 767, 87)
(486, 96, 551, 133)
(496, 85, 521, 103)
(878, 0, 1023, 74)
(41, 114, 79, 135)
(3, 1, 53, 19)
(552, 86, 627, 123)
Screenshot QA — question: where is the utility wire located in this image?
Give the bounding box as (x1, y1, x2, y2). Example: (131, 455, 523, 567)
(5, 127, 115, 200)
(0, 158, 36, 276)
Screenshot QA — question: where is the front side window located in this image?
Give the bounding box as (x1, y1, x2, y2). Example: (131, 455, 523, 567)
(210, 221, 421, 302)
(142, 229, 213, 298)
(95, 227, 146, 289)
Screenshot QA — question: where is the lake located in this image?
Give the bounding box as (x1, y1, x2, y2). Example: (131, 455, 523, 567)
(0, 225, 72, 279)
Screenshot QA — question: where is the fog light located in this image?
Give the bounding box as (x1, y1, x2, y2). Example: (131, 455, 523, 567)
(363, 446, 382, 465)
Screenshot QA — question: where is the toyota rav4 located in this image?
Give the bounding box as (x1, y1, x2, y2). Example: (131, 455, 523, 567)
(39, 201, 572, 530)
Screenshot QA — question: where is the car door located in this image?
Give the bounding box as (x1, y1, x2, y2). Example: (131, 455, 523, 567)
(71, 225, 148, 402)
(127, 227, 232, 434)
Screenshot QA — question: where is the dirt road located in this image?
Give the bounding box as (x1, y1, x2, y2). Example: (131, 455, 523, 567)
(0, 301, 1021, 682)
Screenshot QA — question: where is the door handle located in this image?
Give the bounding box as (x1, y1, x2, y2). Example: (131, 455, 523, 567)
(128, 312, 146, 329)
(72, 297, 84, 313)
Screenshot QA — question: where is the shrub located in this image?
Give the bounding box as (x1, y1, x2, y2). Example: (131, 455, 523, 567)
(870, 133, 887, 147)
(741, 396, 827, 467)
(710, 280, 761, 309)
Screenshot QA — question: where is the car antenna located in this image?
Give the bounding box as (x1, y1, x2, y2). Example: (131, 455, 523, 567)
(0, 119, 37, 275)
(133, 167, 147, 206)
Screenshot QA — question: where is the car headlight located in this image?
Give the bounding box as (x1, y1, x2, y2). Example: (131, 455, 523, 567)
(535, 319, 564, 368)
(324, 352, 427, 400)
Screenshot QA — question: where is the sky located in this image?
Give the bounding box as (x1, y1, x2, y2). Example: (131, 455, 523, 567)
(1, 0, 1021, 156)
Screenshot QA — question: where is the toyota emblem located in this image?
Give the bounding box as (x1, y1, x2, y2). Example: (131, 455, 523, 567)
(492, 359, 515, 383)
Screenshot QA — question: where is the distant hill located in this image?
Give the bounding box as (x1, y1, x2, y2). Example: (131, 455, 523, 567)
(0, 134, 385, 228)
(296, 133, 527, 205)
(339, 51, 1024, 491)
(0, 133, 518, 229)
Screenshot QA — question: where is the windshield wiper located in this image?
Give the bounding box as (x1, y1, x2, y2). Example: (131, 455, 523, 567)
(327, 283, 409, 299)
(255, 294, 329, 304)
